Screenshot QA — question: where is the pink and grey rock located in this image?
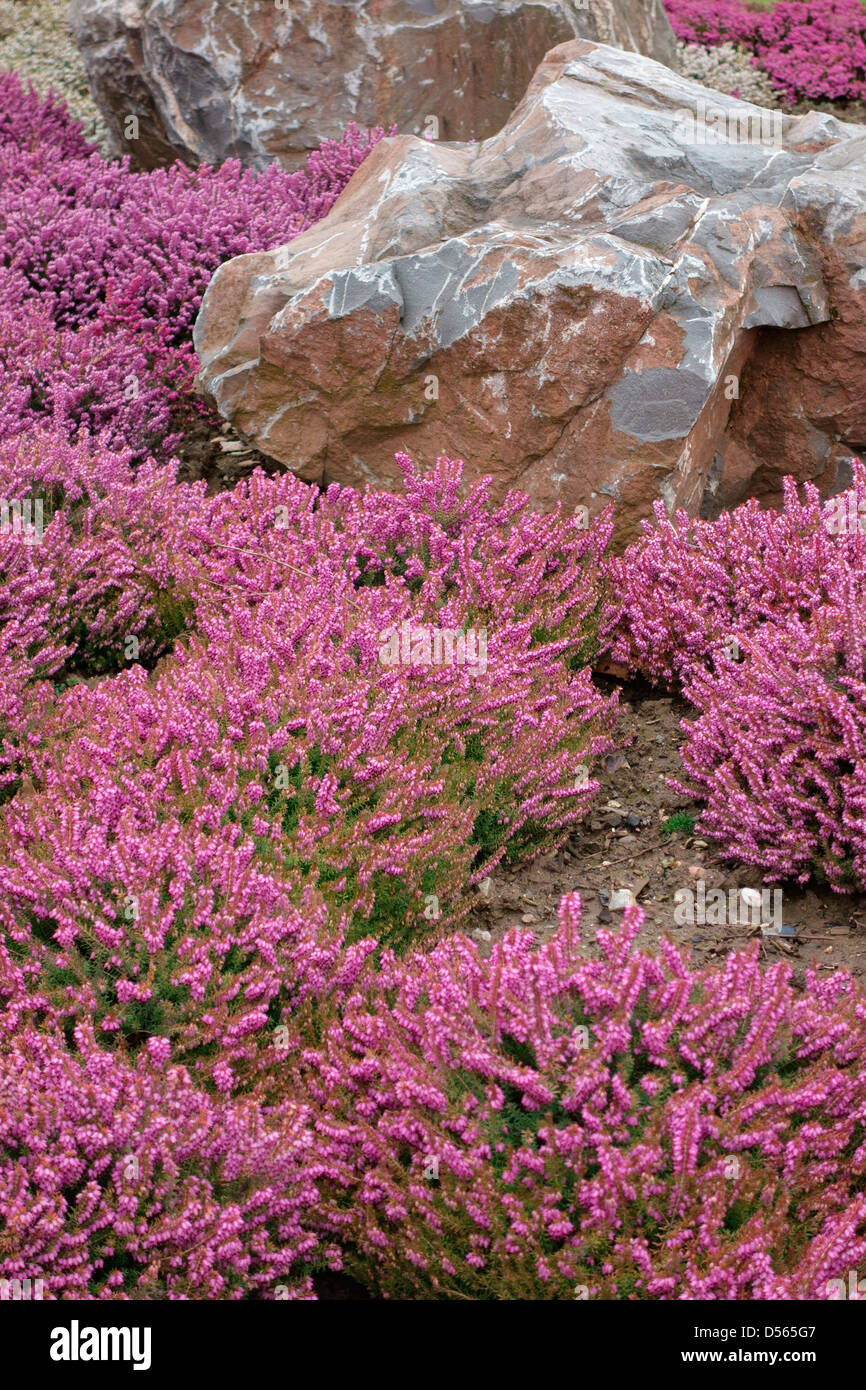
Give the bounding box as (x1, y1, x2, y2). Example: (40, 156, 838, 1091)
(194, 40, 866, 541)
(69, 0, 677, 171)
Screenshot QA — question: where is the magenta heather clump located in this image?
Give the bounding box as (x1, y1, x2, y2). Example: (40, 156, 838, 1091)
(663, 0, 760, 49)
(295, 893, 866, 1300)
(671, 560, 866, 889)
(0, 1021, 320, 1299)
(0, 74, 387, 456)
(664, 0, 866, 103)
(604, 465, 866, 685)
(0, 454, 617, 1094)
(606, 467, 866, 888)
(0, 428, 207, 793)
(0, 70, 95, 159)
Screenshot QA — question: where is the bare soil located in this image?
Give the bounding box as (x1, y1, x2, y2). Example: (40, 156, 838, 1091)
(466, 679, 866, 985)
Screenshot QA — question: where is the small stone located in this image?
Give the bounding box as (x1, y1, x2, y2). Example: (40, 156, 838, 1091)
(609, 888, 637, 911)
(604, 753, 630, 774)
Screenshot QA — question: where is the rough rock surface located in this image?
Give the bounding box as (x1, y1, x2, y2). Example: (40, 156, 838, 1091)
(195, 40, 866, 539)
(68, 0, 677, 171)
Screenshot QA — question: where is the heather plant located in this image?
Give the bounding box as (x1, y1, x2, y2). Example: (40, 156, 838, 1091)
(606, 468, 866, 888)
(0, 68, 94, 159)
(671, 562, 866, 888)
(0, 118, 386, 337)
(0, 1020, 321, 1299)
(604, 465, 866, 685)
(664, 0, 761, 50)
(0, 75, 388, 455)
(0, 456, 618, 1093)
(294, 893, 866, 1300)
(752, 0, 866, 101)
(0, 298, 190, 454)
(0, 428, 204, 793)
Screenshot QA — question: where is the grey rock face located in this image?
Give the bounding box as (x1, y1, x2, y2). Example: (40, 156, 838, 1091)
(68, 0, 678, 170)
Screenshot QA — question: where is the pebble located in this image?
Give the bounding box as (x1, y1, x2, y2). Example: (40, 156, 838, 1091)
(609, 888, 637, 911)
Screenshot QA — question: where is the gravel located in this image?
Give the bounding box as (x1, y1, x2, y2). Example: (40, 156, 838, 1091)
(0, 0, 111, 152)
(677, 41, 784, 108)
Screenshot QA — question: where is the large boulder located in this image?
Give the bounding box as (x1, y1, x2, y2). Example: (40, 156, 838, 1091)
(68, 0, 677, 171)
(194, 40, 866, 541)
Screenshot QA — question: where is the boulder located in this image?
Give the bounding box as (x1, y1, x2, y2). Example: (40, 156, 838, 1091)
(194, 40, 866, 540)
(68, 0, 678, 171)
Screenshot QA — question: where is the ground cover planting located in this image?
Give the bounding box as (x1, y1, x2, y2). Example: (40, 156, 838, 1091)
(2, 3, 866, 1313)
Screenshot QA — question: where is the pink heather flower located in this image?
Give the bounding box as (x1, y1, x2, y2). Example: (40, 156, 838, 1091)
(0, 1024, 319, 1299)
(293, 895, 866, 1300)
(606, 466, 866, 889)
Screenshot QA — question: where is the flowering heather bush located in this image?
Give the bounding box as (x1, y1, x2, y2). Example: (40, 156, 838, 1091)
(664, 0, 760, 50)
(0, 429, 204, 794)
(295, 893, 866, 1300)
(671, 565, 866, 888)
(0, 299, 192, 454)
(753, 0, 866, 101)
(664, 0, 866, 103)
(606, 467, 866, 888)
(0, 125, 386, 337)
(0, 1022, 320, 1299)
(0, 75, 387, 454)
(0, 456, 617, 1093)
(604, 466, 866, 685)
(0, 69, 94, 159)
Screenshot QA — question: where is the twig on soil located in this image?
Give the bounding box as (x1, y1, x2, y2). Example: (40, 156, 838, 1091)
(596, 838, 667, 869)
